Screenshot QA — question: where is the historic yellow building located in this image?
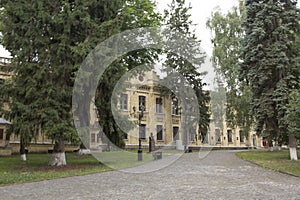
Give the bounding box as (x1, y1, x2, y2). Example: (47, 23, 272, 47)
(0, 57, 13, 155)
(89, 70, 261, 150)
(0, 57, 261, 155)
(120, 71, 184, 149)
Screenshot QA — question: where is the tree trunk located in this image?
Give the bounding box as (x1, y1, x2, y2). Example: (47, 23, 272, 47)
(20, 153, 27, 161)
(289, 134, 298, 161)
(49, 139, 66, 166)
(290, 148, 298, 161)
(20, 135, 26, 161)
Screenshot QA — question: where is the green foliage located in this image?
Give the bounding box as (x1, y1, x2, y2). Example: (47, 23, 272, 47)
(240, 0, 300, 144)
(207, 2, 245, 89)
(207, 1, 253, 137)
(285, 86, 300, 139)
(95, 0, 161, 148)
(285, 24, 300, 139)
(210, 84, 226, 132)
(0, 1, 128, 154)
(163, 0, 210, 141)
(0, 0, 211, 152)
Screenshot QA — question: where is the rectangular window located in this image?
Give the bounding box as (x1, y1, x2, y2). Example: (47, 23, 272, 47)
(123, 133, 128, 140)
(139, 124, 146, 140)
(189, 130, 195, 142)
(202, 134, 208, 144)
(0, 79, 4, 99)
(157, 125, 163, 141)
(253, 134, 257, 146)
(173, 127, 179, 141)
(139, 96, 146, 111)
(239, 130, 245, 143)
(120, 93, 128, 110)
(215, 129, 221, 143)
(227, 130, 233, 143)
(0, 129, 3, 140)
(91, 133, 96, 143)
(156, 98, 163, 113)
(97, 133, 101, 143)
(172, 99, 178, 115)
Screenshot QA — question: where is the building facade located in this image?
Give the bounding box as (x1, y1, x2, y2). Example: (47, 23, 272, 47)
(0, 57, 261, 155)
(120, 71, 183, 149)
(0, 57, 12, 155)
(89, 70, 261, 150)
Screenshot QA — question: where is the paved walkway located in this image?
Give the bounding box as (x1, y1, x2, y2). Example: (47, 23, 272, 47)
(1, 151, 300, 199)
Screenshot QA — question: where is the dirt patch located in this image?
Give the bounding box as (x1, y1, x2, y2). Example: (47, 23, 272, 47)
(33, 165, 90, 172)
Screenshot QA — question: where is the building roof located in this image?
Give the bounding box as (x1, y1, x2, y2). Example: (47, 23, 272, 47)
(0, 118, 11, 125)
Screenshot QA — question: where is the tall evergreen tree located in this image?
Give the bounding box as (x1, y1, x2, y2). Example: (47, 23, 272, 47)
(163, 0, 210, 146)
(285, 83, 300, 159)
(240, 0, 300, 147)
(286, 23, 300, 141)
(94, 0, 161, 149)
(0, 0, 125, 165)
(284, 27, 300, 159)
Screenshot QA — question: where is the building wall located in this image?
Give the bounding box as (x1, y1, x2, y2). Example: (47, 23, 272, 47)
(208, 121, 261, 147)
(120, 71, 183, 149)
(121, 71, 261, 149)
(0, 57, 12, 154)
(0, 124, 9, 147)
(1, 57, 262, 154)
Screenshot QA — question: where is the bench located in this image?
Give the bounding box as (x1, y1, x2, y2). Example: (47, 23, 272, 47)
(153, 151, 162, 160)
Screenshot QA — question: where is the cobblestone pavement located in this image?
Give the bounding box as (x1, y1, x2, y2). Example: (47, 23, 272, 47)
(1, 151, 300, 200)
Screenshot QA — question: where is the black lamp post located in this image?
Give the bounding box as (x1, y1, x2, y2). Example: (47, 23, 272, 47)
(138, 104, 145, 124)
(133, 105, 144, 161)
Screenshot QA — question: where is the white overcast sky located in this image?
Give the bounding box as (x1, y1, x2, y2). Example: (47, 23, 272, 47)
(0, 0, 238, 58)
(157, 0, 239, 57)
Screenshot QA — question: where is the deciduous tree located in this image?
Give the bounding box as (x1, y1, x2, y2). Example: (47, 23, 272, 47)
(207, 1, 253, 143)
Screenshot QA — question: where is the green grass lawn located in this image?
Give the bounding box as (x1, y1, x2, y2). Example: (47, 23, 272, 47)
(236, 149, 300, 177)
(93, 149, 182, 170)
(0, 150, 176, 186)
(0, 153, 111, 186)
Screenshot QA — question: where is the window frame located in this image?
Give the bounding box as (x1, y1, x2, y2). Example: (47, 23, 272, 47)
(173, 126, 179, 141)
(239, 130, 245, 143)
(215, 129, 221, 143)
(91, 133, 96, 143)
(171, 98, 179, 115)
(139, 95, 146, 111)
(120, 93, 128, 111)
(156, 97, 163, 113)
(156, 125, 163, 141)
(227, 130, 233, 143)
(0, 129, 3, 140)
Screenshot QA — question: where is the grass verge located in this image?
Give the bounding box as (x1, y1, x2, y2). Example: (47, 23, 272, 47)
(0, 153, 111, 186)
(0, 150, 176, 186)
(236, 149, 300, 177)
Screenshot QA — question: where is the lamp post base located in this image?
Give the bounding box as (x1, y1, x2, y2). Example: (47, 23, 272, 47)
(138, 149, 143, 161)
(138, 139, 143, 161)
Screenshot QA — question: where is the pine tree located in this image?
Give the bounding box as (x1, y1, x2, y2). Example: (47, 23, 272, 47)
(0, 0, 125, 165)
(94, 0, 161, 149)
(240, 0, 300, 148)
(285, 28, 300, 160)
(163, 0, 210, 147)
